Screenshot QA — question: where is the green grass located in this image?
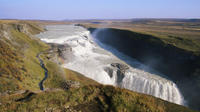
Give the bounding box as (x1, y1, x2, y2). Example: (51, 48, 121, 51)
(0, 22, 48, 92)
(0, 20, 197, 112)
(40, 52, 99, 89)
(64, 69, 99, 86)
(0, 20, 98, 92)
(43, 60, 66, 89)
(82, 20, 200, 110)
(81, 20, 200, 54)
(0, 85, 196, 112)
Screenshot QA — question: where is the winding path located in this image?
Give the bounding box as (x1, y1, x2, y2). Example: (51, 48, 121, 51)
(37, 52, 48, 91)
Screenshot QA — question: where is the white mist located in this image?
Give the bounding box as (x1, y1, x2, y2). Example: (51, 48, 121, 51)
(36, 25, 185, 105)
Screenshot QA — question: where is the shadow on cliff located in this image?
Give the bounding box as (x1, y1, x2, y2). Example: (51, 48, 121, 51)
(89, 27, 200, 110)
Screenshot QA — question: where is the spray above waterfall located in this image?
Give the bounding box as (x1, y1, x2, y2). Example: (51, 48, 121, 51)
(36, 25, 185, 105)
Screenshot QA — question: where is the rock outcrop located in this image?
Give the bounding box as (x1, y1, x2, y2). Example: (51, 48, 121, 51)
(57, 44, 72, 60)
(89, 27, 200, 110)
(104, 63, 129, 85)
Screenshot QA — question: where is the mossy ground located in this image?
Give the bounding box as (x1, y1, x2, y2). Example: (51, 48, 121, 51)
(0, 85, 196, 112)
(0, 21, 48, 92)
(0, 20, 197, 112)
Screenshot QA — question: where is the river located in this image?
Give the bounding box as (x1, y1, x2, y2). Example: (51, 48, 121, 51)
(36, 25, 185, 105)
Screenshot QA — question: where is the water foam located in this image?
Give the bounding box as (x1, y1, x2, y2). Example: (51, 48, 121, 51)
(36, 25, 185, 105)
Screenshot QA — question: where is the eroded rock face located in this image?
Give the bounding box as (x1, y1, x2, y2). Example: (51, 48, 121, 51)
(111, 63, 129, 84)
(46, 43, 74, 64)
(57, 44, 72, 60)
(104, 63, 129, 85)
(36, 25, 185, 107)
(111, 63, 129, 72)
(13, 24, 29, 34)
(0, 24, 15, 40)
(104, 67, 113, 78)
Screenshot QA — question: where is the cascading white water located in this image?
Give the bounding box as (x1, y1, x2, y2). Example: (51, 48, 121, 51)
(36, 25, 185, 105)
(121, 71, 183, 104)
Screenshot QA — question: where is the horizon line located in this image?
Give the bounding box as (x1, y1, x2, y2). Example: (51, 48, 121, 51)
(1, 17, 200, 21)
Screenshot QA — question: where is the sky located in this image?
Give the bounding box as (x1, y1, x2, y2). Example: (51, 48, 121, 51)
(0, 0, 200, 20)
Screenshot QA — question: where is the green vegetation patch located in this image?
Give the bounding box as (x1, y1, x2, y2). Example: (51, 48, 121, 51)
(0, 22, 48, 92)
(0, 85, 196, 112)
(0, 20, 197, 112)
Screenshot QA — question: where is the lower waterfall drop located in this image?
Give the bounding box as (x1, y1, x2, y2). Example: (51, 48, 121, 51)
(36, 24, 185, 106)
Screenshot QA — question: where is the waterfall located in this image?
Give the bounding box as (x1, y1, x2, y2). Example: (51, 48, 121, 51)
(36, 25, 185, 105)
(122, 71, 183, 104)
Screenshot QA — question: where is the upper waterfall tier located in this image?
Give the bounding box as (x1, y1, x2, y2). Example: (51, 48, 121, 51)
(36, 25, 185, 105)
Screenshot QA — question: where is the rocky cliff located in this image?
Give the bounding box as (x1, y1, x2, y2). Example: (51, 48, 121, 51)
(0, 20, 197, 112)
(88, 27, 200, 110)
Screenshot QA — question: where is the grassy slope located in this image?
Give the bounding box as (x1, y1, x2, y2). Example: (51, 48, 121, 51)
(81, 20, 200, 54)
(81, 21, 200, 110)
(0, 20, 197, 112)
(39, 51, 99, 89)
(0, 85, 196, 112)
(0, 20, 48, 92)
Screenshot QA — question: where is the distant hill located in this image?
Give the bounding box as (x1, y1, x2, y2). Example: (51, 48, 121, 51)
(130, 18, 200, 24)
